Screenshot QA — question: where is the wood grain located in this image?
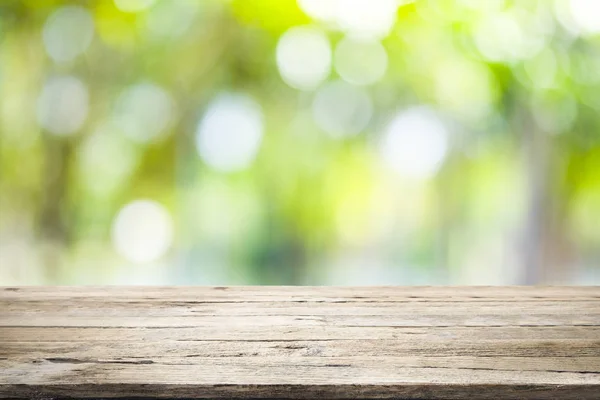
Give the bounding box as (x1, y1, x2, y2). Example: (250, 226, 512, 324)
(0, 286, 599, 399)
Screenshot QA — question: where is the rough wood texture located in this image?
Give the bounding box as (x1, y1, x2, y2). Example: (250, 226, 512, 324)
(1, 286, 599, 399)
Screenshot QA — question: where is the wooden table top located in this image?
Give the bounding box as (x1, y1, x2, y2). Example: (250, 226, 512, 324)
(1, 286, 599, 399)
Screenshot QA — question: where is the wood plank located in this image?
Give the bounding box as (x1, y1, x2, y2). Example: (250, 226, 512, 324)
(4, 300, 598, 315)
(3, 339, 600, 359)
(0, 286, 599, 399)
(1, 313, 598, 327)
(2, 285, 598, 301)
(2, 325, 600, 341)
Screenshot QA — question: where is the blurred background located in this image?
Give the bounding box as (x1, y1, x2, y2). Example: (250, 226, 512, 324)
(0, 0, 599, 286)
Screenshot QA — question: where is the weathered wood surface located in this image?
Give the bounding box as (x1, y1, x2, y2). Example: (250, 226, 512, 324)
(0, 286, 599, 399)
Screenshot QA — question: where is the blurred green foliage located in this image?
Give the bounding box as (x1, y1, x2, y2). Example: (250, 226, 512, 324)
(0, 0, 599, 285)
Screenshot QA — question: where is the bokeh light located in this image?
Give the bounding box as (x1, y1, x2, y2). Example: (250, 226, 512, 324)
(77, 124, 139, 196)
(195, 93, 264, 172)
(531, 93, 578, 135)
(145, 0, 200, 40)
(111, 200, 174, 264)
(433, 58, 495, 120)
(568, 0, 600, 35)
(297, 0, 338, 22)
(36, 76, 89, 136)
(276, 26, 331, 90)
(334, 37, 388, 85)
(379, 107, 449, 180)
(523, 48, 558, 90)
(312, 81, 373, 138)
(42, 5, 94, 63)
(474, 11, 546, 63)
(298, 0, 398, 39)
(113, 83, 174, 143)
(114, 0, 157, 13)
(334, 0, 398, 39)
